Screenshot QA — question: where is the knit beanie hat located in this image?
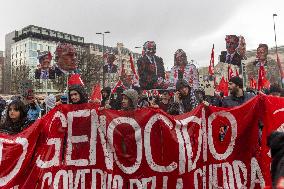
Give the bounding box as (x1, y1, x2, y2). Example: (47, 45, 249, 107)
(229, 76, 243, 88)
(122, 89, 139, 109)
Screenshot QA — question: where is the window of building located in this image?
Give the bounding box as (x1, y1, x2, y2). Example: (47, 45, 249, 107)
(40, 44, 43, 51)
(32, 43, 37, 50)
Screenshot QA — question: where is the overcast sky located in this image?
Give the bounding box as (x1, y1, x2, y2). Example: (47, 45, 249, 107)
(1, 0, 283, 70)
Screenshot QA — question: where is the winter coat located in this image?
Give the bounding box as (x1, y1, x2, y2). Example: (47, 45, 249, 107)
(221, 92, 255, 108)
(26, 103, 41, 122)
(168, 89, 199, 115)
(0, 118, 32, 135)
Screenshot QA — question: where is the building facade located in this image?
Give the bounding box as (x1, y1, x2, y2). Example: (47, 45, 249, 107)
(6, 25, 84, 94)
(5, 25, 141, 94)
(0, 51, 4, 93)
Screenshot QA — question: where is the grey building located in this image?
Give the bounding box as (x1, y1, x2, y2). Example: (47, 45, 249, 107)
(5, 25, 84, 94)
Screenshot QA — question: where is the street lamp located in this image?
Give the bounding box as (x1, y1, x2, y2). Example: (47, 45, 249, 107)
(272, 14, 284, 86)
(96, 31, 111, 88)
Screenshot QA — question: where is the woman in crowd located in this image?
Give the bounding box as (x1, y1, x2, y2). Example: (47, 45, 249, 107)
(68, 85, 88, 104)
(0, 100, 32, 135)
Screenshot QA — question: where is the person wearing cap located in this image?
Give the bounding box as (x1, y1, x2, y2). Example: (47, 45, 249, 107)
(68, 85, 88, 104)
(222, 76, 255, 108)
(219, 76, 256, 142)
(35, 51, 56, 79)
(121, 89, 139, 111)
(103, 53, 118, 73)
(168, 79, 199, 115)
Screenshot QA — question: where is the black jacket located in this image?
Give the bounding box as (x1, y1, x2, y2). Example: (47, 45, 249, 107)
(35, 68, 56, 79)
(0, 119, 32, 135)
(222, 92, 255, 108)
(219, 51, 242, 67)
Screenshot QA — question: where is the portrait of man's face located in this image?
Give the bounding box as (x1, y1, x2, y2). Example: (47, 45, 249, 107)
(57, 53, 77, 71)
(225, 35, 239, 54)
(56, 43, 77, 72)
(40, 56, 51, 70)
(256, 44, 268, 62)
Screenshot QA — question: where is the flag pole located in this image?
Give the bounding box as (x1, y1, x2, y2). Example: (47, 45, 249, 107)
(273, 13, 284, 87)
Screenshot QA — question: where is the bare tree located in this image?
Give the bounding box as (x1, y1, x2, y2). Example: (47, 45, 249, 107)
(77, 47, 104, 94)
(11, 65, 31, 94)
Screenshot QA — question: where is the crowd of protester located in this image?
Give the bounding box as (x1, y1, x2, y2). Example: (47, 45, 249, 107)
(0, 76, 283, 186)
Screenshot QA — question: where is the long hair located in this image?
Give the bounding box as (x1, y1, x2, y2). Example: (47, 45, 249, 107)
(2, 100, 27, 127)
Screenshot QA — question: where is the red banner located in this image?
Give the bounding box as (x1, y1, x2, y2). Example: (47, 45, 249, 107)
(0, 95, 283, 188)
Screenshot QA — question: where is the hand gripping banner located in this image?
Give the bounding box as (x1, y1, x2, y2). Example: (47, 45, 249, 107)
(0, 95, 283, 188)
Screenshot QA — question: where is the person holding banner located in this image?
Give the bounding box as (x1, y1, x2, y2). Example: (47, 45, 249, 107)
(121, 89, 139, 111)
(0, 100, 32, 135)
(222, 76, 255, 107)
(68, 85, 88, 104)
(168, 79, 199, 115)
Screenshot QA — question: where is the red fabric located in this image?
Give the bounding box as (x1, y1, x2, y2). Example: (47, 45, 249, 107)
(208, 44, 214, 76)
(68, 73, 84, 86)
(235, 69, 239, 77)
(258, 65, 267, 90)
(216, 76, 229, 96)
(0, 96, 283, 188)
(228, 65, 234, 80)
(250, 77, 257, 89)
(90, 84, 102, 101)
(111, 80, 126, 94)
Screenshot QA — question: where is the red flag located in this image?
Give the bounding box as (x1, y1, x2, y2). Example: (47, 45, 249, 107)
(235, 69, 239, 77)
(249, 77, 257, 89)
(257, 65, 267, 90)
(208, 44, 214, 75)
(228, 65, 234, 80)
(216, 76, 228, 96)
(90, 84, 102, 101)
(68, 74, 84, 86)
(111, 80, 126, 94)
